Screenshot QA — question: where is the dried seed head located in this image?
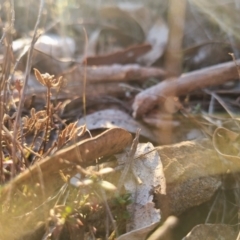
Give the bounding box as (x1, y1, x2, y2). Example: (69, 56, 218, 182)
(34, 68, 62, 88)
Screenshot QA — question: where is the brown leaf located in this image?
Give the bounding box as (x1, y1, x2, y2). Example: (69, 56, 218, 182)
(183, 224, 237, 240)
(85, 43, 151, 66)
(1, 128, 132, 199)
(78, 109, 157, 142)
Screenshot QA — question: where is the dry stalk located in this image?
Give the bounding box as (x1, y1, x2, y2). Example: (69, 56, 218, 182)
(0, 0, 15, 182)
(81, 26, 89, 123)
(116, 129, 140, 195)
(165, 0, 186, 77)
(33, 68, 63, 153)
(12, 0, 44, 174)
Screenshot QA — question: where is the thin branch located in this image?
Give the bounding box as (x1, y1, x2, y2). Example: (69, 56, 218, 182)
(12, 0, 45, 168)
(0, 0, 15, 183)
(82, 26, 88, 123)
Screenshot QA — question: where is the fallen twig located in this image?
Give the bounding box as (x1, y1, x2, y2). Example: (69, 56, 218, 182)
(132, 59, 240, 118)
(28, 64, 166, 99)
(62, 64, 166, 83)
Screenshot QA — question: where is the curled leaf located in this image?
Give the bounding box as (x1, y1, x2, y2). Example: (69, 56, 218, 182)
(98, 180, 117, 191)
(98, 167, 114, 175)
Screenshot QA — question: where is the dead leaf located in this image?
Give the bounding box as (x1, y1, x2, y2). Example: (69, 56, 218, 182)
(183, 224, 237, 240)
(116, 142, 166, 231)
(34, 34, 76, 59)
(1, 128, 132, 200)
(147, 216, 178, 240)
(85, 43, 151, 66)
(78, 109, 157, 142)
(117, 222, 159, 240)
(156, 139, 221, 216)
(138, 19, 169, 66)
(13, 35, 76, 74)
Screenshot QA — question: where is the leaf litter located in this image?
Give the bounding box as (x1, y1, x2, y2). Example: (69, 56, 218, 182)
(2, 0, 240, 239)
